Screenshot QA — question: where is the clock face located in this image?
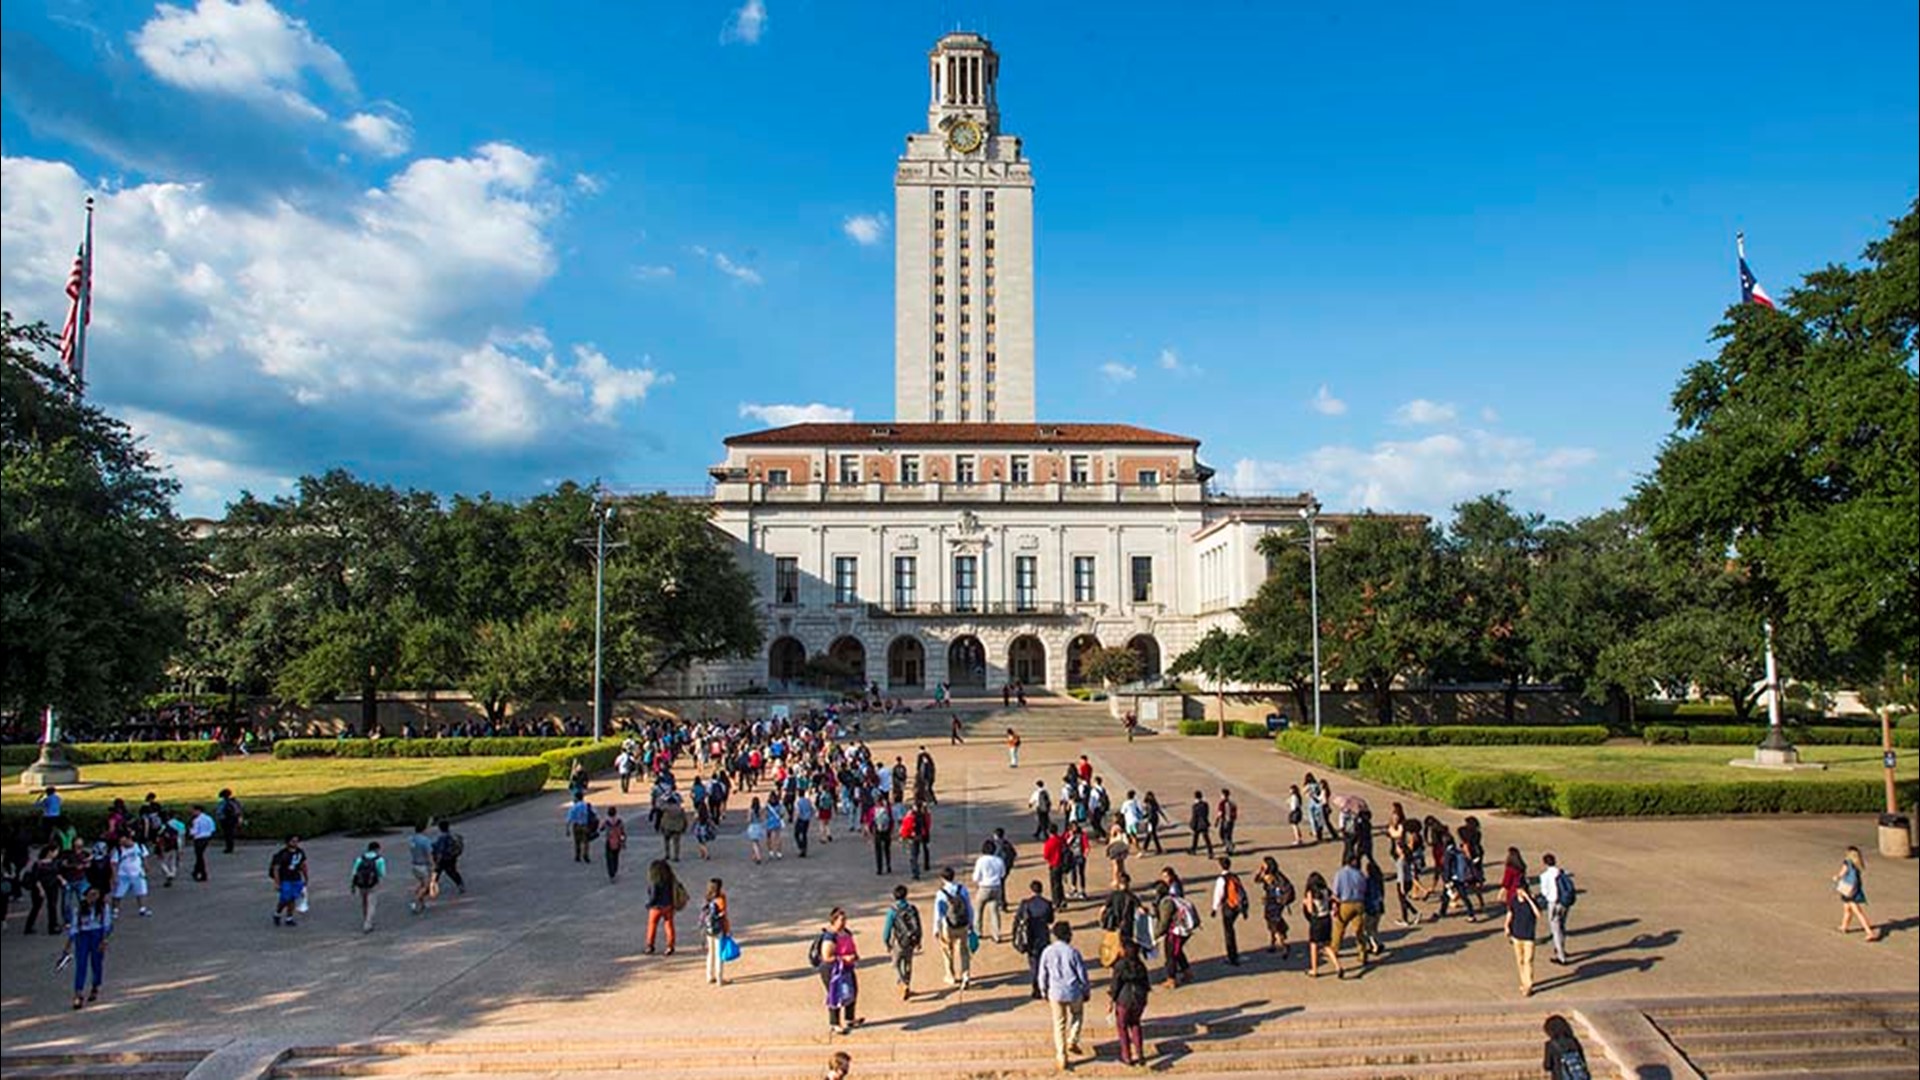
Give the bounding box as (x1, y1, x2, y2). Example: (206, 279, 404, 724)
(947, 119, 984, 155)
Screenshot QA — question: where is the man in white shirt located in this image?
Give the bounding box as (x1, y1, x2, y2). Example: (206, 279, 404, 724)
(1120, 791, 1145, 851)
(1028, 781, 1052, 840)
(110, 834, 152, 918)
(972, 841, 1009, 943)
(1538, 852, 1571, 965)
(188, 805, 216, 882)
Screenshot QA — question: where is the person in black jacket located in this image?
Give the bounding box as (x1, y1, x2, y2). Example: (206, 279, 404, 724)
(1108, 939, 1153, 1067)
(1186, 791, 1214, 857)
(1014, 880, 1056, 999)
(1541, 1014, 1591, 1079)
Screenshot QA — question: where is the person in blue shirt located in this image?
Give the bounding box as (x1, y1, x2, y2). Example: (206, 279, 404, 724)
(349, 842, 386, 933)
(1833, 845, 1879, 942)
(566, 797, 596, 864)
(62, 884, 113, 1009)
(1037, 921, 1091, 1070)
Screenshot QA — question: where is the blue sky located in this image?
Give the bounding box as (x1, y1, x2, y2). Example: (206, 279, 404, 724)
(2, 0, 1915, 520)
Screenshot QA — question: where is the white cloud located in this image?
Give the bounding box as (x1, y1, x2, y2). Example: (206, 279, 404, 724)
(722, 0, 767, 44)
(1099, 361, 1137, 384)
(842, 213, 888, 246)
(1229, 429, 1599, 515)
(1310, 384, 1348, 416)
(1480, 405, 1500, 423)
(343, 111, 410, 157)
(634, 264, 675, 281)
(739, 402, 854, 427)
(120, 406, 295, 510)
(1393, 398, 1458, 426)
(133, 0, 355, 119)
(1155, 347, 1200, 375)
(693, 245, 762, 285)
(0, 149, 668, 512)
(572, 172, 605, 196)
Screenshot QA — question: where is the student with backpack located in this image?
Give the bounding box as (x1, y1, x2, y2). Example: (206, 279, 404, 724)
(880, 884, 923, 1000)
(1155, 880, 1198, 987)
(349, 842, 386, 933)
(701, 878, 731, 985)
(1028, 781, 1052, 840)
(866, 799, 894, 876)
(813, 907, 861, 1035)
(431, 820, 466, 896)
(1210, 857, 1250, 966)
(1015, 880, 1056, 998)
(566, 796, 596, 864)
(1539, 852, 1576, 964)
(603, 807, 628, 881)
(216, 789, 244, 854)
(933, 866, 974, 989)
(1542, 1014, 1593, 1080)
(1256, 856, 1295, 957)
(645, 858, 685, 954)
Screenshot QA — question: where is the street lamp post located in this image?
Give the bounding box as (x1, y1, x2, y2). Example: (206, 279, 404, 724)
(1301, 496, 1323, 737)
(579, 500, 626, 742)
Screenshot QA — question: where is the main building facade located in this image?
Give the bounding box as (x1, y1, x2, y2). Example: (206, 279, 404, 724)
(695, 33, 1325, 695)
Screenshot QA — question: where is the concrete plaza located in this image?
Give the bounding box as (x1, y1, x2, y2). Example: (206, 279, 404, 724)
(2, 726, 1915, 1077)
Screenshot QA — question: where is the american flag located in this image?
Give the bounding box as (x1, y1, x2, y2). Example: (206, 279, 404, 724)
(1737, 233, 1775, 309)
(57, 243, 90, 376)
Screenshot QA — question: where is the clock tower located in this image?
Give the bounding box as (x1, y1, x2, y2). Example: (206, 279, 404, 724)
(895, 32, 1035, 423)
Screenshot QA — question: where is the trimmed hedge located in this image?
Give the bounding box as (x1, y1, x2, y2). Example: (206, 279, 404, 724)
(1355, 750, 1556, 814)
(1556, 778, 1920, 818)
(0, 758, 553, 839)
(1321, 725, 1610, 748)
(1640, 725, 1920, 749)
(1177, 720, 1272, 739)
(272, 737, 595, 760)
(538, 739, 624, 781)
(1274, 730, 1367, 770)
(1, 741, 223, 768)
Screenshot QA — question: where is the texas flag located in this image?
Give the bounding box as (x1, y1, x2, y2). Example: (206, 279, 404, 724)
(1737, 234, 1775, 309)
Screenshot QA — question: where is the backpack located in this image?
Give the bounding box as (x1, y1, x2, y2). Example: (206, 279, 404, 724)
(897, 904, 923, 951)
(1272, 872, 1297, 910)
(808, 929, 832, 968)
(448, 833, 464, 859)
(1223, 873, 1249, 917)
(871, 806, 893, 833)
(943, 886, 971, 930)
(1558, 872, 1578, 910)
(351, 854, 380, 890)
(1170, 895, 1201, 936)
(1550, 1040, 1591, 1080)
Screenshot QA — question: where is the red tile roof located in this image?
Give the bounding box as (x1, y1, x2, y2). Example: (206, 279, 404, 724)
(725, 422, 1199, 447)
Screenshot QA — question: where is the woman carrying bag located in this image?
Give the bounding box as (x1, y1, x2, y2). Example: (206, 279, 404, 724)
(1108, 939, 1153, 1068)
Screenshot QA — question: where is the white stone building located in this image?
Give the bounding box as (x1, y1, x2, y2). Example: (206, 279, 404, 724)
(687, 32, 1345, 695)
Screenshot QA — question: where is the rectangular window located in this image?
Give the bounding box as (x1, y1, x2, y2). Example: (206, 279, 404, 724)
(775, 557, 800, 605)
(1015, 555, 1037, 611)
(1131, 556, 1154, 603)
(838, 454, 860, 484)
(1010, 455, 1031, 483)
(1137, 468, 1161, 487)
(952, 555, 979, 612)
(765, 468, 791, 487)
(893, 556, 917, 610)
(1073, 556, 1096, 603)
(955, 455, 977, 484)
(833, 556, 858, 604)
(900, 455, 921, 484)
(1069, 455, 1091, 485)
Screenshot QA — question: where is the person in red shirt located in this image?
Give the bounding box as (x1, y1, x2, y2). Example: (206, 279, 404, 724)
(1500, 847, 1527, 906)
(1076, 756, 1094, 785)
(1042, 824, 1069, 909)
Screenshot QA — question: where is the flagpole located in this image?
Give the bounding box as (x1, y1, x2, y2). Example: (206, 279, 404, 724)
(74, 196, 94, 397)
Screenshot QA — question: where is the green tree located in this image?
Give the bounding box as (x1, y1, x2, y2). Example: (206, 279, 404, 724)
(1317, 515, 1456, 724)
(1442, 493, 1542, 721)
(1169, 627, 1258, 736)
(1245, 527, 1325, 723)
(1636, 203, 1919, 683)
(1, 314, 190, 732)
(1081, 644, 1142, 688)
(1524, 509, 1662, 724)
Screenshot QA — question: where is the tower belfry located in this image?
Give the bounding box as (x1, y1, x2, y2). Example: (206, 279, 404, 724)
(894, 32, 1034, 423)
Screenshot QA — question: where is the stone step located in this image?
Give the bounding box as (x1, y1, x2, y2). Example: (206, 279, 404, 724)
(1666, 1027, 1917, 1053)
(0, 1064, 196, 1080)
(1684, 1045, 1920, 1076)
(1717, 1069, 1920, 1080)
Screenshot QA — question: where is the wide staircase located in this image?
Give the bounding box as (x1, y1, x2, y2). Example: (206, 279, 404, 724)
(1643, 991, 1918, 1079)
(868, 696, 1128, 742)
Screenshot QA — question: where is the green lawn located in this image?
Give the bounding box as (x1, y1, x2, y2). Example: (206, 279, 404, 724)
(1389, 743, 1916, 784)
(2, 757, 525, 820)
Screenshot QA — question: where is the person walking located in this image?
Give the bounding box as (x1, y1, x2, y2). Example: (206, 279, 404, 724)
(1006, 728, 1021, 768)
(1216, 790, 1239, 856)
(1330, 854, 1368, 973)
(765, 798, 787, 860)
(701, 878, 730, 985)
(1141, 791, 1167, 855)
(407, 822, 436, 914)
(1500, 846, 1528, 907)
(268, 836, 307, 927)
(154, 813, 182, 889)
(432, 820, 466, 896)
(1504, 884, 1543, 996)
(1029, 781, 1053, 840)
(660, 795, 690, 862)
(349, 841, 386, 933)
(1539, 852, 1574, 964)
(933, 866, 974, 989)
(1108, 938, 1153, 1068)
(1015, 879, 1057, 998)
(1156, 881, 1197, 987)
(1098, 872, 1142, 968)
(817, 907, 862, 1035)
(1542, 1014, 1593, 1080)
(61, 885, 113, 1009)
(1834, 845, 1880, 941)
(1210, 856, 1249, 967)
(901, 803, 929, 881)
(603, 806, 628, 881)
(1286, 785, 1305, 846)
(645, 858, 683, 954)
(746, 798, 768, 865)
(792, 790, 814, 859)
(1042, 824, 1069, 910)
(880, 883, 923, 1000)
(187, 805, 215, 882)
(1393, 829, 1425, 926)
(1302, 871, 1338, 978)
(23, 846, 64, 934)
(566, 795, 596, 864)
(1104, 823, 1131, 890)
(1440, 835, 1482, 922)
(866, 799, 894, 876)
(949, 714, 965, 746)
(1360, 855, 1388, 958)
(1256, 856, 1294, 956)
(216, 789, 244, 855)
(108, 833, 152, 920)
(1186, 791, 1214, 858)
(972, 840, 1009, 943)
(1037, 921, 1092, 1071)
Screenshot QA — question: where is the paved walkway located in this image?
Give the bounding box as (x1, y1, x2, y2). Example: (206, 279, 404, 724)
(2, 732, 1914, 1072)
